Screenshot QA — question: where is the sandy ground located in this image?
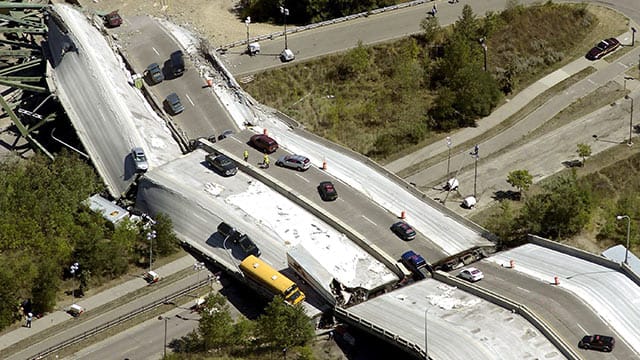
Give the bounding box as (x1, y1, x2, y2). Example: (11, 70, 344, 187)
(75, 0, 281, 46)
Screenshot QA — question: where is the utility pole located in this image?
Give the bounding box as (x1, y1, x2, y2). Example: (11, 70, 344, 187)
(470, 145, 480, 199)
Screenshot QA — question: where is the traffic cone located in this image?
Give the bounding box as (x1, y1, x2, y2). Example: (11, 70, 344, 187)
(206, 79, 213, 87)
(509, 260, 515, 269)
(263, 128, 268, 135)
(400, 210, 406, 219)
(554, 276, 559, 285)
(322, 159, 327, 170)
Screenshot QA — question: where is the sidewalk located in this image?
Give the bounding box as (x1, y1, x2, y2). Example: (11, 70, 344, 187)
(385, 29, 638, 175)
(0, 254, 196, 353)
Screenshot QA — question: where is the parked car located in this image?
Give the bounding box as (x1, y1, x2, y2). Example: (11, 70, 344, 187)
(236, 234, 261, 257)
(400, 250, 431, 280)
(318, 181, 338, 201)
(250, 134, 278, 153)
(145, 62, 164, 84)
(586, 38, 621, 60)
(217, 129, 234, 140)
(205, 154, 237, 177)
(217, 222, 238, 240)
(578, 335, 615, 352)
(280, 48, 295, 62)
(170, 50, 185, 77)
(164, 92, 184, 115)
(462, 196, 476, 209)
(131, 147, 149, 172)
(390, 221, 416, 241)
(103, 10, 122, 28)
(459, 267, 484, 282)
(276, 154, 311, 171)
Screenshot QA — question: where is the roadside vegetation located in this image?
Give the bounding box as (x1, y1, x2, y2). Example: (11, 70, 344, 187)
(241, 0, 400, 24)
(168, 293, 315, 360)
(244, 2, 624, 161)
(477, 144, 640, 255)
(0, 153, 179, 331)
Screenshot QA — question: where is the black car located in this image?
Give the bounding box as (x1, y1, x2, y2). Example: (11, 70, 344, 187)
(170, 50, 185, 77)
(318, 181, 338, 201)
(586, 38, 620, 60)
(205, 154, 237, 176)
(236, 234, 261, 257)
(145, 62, 164, 84)
(390, 221, 417, 241)
(164, 92, 184, 115)
(578, 334, 615, 352)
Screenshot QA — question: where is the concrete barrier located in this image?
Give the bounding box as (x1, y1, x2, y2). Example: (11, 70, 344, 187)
(433, 270, 581, 360)
(197, 139, 404, 283)
(528, 235, 620, 271)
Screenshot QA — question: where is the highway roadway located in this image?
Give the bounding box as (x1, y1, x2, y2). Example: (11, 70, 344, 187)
(113, 16, 238, 140)
(44, 1, 640, 359)
(221, 0, 640, 77)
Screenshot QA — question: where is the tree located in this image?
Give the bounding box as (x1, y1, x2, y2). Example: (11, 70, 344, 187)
(199, 293, 234, 351)
(420, 16, 441, 44)
(506, 169, 533, 199)
(256, 297, 314, 350)
(576, 143, 592, 166)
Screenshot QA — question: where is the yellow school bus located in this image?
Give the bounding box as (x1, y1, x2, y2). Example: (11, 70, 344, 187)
(239, 255, 305, 305)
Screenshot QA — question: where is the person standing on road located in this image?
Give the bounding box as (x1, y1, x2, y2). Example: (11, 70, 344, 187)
(26, 312, 33, 328)
(263, 153, 270, 168)
(243, 149, 249, 162)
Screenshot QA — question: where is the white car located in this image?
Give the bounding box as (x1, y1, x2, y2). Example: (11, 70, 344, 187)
(459, 267, 484, 282)
(276, 154, 311, 171)
(131, 147, 149, 172)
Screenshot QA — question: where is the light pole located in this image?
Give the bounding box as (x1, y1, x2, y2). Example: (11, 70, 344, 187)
(470, 144, 480, 199)
(632, 27, 637, 46)
(280, 6, 289, 50)
(194, 262, 206, 284)
(147, 230, 157, 272)
(625, 95, 634, 146)
(245, 17, 251, 54)
(424, 307, 429, 359)
(446, 136, 452, 179)
(479, 37, 487, 72)
(616, 215, 631, 265)
(70, 262, 79, 298)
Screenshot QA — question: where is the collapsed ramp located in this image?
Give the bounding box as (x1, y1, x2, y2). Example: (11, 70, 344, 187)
(337, 279, 567, 360)
(47, 4, 181, 198)
(136, 149, 398, 310)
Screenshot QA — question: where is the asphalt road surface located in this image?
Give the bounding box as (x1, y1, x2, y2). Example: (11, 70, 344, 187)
(114, 16, 238, 140)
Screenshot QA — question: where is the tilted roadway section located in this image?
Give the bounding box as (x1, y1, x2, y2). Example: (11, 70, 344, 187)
(46, 3, 640, 360)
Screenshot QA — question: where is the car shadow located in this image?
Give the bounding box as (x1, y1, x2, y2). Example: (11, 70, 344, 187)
(123, 153, 137, 181)
(492, 190, 520, 201)
(562, 159, 582, 168)
(205, 232, 244, 260)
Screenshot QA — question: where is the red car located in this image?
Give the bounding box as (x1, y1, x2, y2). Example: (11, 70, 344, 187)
(586, 38, 620, 60)
(250, 134, 278, 153)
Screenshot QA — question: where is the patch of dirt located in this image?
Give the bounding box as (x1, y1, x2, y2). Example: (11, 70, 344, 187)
(74, 0, 281, 46)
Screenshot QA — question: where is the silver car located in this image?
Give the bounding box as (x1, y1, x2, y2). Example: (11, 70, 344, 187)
(276, 154, 311, 171)
(131, 147, 149, 172)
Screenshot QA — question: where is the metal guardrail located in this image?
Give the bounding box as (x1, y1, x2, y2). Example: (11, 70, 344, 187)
(29, 278, 212, 360)
(216, 0, 433, 51)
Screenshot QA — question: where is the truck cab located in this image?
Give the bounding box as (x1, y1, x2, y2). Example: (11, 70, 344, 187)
(401, 250, 432, 280)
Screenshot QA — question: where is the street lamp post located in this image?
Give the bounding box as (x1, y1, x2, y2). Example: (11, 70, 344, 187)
(70, 262, 79, 298)
(163, 316, 168, 358)
(424, 307, 429, 359)
(245, 17, 251, 54)
(147, 230, 157, 272)
(194, 262, 206, 284)
(632, 27, 637, 46)
(616, 215, 631, 265)
(280, 6, 289, 50)
(470, 144, 480, 199)
(625, 95, 634, 146)
(479, 38, 488, 72)
(446, 136, 452, 179)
